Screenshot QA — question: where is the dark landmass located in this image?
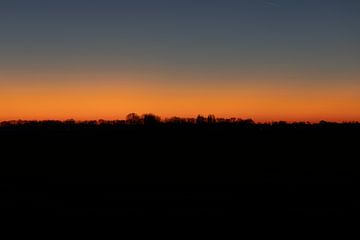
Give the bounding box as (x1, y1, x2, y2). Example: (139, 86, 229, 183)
(1, 115, 359, 216)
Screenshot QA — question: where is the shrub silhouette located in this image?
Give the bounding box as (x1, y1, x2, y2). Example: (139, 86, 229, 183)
(166, 117, 187, 124)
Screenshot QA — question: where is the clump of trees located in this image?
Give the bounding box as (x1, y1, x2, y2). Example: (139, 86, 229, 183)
(126, 113, 161, 125)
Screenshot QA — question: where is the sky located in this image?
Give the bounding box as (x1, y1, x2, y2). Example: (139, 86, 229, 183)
(1, 0, 360, 122)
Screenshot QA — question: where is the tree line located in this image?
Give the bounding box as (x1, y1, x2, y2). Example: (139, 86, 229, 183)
(1, 113, 359, 127)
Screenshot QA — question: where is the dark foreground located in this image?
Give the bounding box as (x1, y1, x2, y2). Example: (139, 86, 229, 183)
(1, 121, 359, 216)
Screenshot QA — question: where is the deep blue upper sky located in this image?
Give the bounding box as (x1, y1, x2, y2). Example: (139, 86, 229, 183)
(1, 0, 359, 82)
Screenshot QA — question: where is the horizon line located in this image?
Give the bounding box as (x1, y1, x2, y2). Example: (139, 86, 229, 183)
(1, 114, 359, 124)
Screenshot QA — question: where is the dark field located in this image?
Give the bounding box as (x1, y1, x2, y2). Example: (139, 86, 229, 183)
(1, 120, 359, 216)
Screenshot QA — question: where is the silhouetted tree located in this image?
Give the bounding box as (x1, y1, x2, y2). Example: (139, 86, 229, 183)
(126, 113, 142, 124)
(98, 119, 106, 125)
(142, 113, 161, 125)
(207, 114, 216, 124)
(196, 115, 206, 124)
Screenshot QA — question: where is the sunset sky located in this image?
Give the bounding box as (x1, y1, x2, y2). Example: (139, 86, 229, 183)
(1, 0, 360, 122)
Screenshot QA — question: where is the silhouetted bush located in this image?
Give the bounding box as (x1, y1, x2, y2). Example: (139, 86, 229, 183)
(166, 117, 187, 124)
(142, 113, 161, 125)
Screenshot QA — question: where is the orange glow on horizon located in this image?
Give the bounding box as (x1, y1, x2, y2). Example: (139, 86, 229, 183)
(1, 71, 360, 123)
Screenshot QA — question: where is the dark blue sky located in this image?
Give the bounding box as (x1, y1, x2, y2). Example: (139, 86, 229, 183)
(1, 0, 359, 77)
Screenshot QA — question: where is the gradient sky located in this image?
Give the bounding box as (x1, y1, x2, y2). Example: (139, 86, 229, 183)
(1, 0, 360, 122)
